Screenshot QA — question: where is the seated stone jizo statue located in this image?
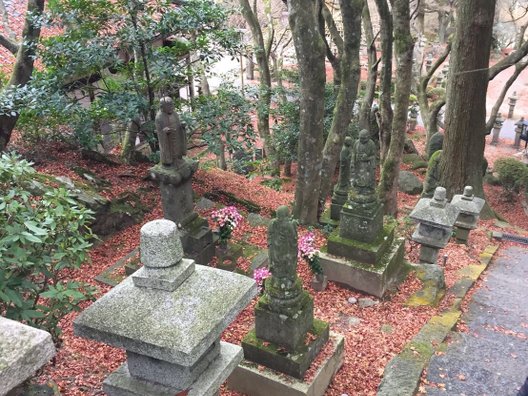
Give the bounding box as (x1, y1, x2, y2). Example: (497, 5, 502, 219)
(155, 96, 186, 168)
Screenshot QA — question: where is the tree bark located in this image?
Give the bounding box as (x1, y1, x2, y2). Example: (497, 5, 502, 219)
(0, 0, 44, 151)
(319, 3, 342, 87)
(288, 0, 326, 225)
(359, 1, 378, 131)
(318, 0, 364, 204)
(416, 42, 451, 144)
(373, 0, 393, 161)
(440, 0, 496, 216)
(378, 0, 414, 216)
(239, 0, 279, 175)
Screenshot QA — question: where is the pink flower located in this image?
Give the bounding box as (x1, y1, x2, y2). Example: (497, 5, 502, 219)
(253, 267, 271, 292)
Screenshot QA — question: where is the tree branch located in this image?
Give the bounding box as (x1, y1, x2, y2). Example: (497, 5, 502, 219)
(420, 42, 451, 92)
(489, 39, 528, 80)
(0, 33, 19, 55)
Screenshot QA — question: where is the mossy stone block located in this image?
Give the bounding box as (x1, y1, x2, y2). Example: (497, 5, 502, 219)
(242, 319, 330, 379)
(327, 222, 395, 264)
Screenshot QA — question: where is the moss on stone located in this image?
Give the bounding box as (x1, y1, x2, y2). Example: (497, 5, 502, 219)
(328, 221, 395, 253)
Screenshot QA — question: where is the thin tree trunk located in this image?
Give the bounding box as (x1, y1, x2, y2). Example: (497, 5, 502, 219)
(373, 0, 393, 161)
(0, 0, 44, 151)
(319, 0, 364, 204)
(284, 159, 292, 177)
(378, 0, 414, 216)
(289, 0, 326, 225)
(359, 1, 378, 131)
(239, 0, 279, 175)
(485, 61, 528, 133)
(246, 52, 255, 80)
(121, 118, 140, 164)
(440, 0, 496, 218)
(319, 3, 342, 87)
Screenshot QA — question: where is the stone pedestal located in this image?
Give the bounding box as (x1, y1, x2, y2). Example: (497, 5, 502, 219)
(150, 162, 215, 265)
(0, 318, 56, 395)
(321, 192, 405, 298)
(338, 192, 383, 243)
(451, 186, 485, 244)
(74, 219, 257, 396)
(454, 226, 470, 243)
(330, 188, 347, 221)
(228, 333, 345, 396)
(515, 128, 522, 149)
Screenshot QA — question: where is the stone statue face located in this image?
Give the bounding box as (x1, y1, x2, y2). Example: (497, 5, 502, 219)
(359, 130, 369, 143)
(160, 98, 174, 115)
(276, 205, 290, 219)
(344, 136, 353, 147)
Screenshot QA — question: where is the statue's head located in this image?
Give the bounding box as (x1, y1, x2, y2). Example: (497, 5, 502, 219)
(160, 97, 174, 114)
(344, 136, 353, 146)
(276, 205, 290, 220)
(359, 129, 369, 143)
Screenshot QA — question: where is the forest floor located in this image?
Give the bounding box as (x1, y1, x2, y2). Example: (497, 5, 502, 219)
(8, 121, 525, 396)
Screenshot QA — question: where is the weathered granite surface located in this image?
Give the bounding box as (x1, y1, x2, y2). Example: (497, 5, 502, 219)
(104, 342, 243, 396)
(0, 318, 56, 395)
(74, 266, 256, 367)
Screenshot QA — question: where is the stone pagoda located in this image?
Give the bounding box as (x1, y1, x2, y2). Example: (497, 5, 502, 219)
(228, 206, 344, 395)
(450, 186, 485, 243)
(150, 96, 215, 264)
(74, 218, 256, 395)
(320, 130, 405, 298)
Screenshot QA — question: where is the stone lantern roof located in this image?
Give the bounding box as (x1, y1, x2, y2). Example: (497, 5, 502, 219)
(451, 186, 485, 217)
(409, 187, 459, 229)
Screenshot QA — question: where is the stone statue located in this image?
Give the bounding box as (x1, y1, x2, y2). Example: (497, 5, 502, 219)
(336, 137, 353, 191)
(155, 97, 186, 167)
(267, 206, 298, 282)
(352, 129, 377, 193)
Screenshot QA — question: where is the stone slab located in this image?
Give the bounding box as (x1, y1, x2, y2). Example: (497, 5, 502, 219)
(243, 320, 329, 379)
(0, 317, 56, 395)
(74, 266, 257, 366)
(132, 258, 195, 291)
(319, 209, 339, 228)
(104, 342, 242, 396)
(227, 333, 345, 396)
(320, 238, 405, 298)
(327, 222, 395, 264)
(125, 341, 221, 389)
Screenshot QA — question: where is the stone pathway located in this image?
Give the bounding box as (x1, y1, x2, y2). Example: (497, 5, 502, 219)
(425, 246, 528, 396)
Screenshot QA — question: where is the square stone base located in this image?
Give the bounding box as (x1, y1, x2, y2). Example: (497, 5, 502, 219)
(228, 332, 345, 396)
(327, 222, 396, 264)
(181, 215, 216, 266)
(242, 320, 330, 379)
(255, 291, 314, 351)
(132, 258, 195, 291)
(320, 237, 406, 298)
(339, 200, 383, 243)
(103, 342, 242, 396)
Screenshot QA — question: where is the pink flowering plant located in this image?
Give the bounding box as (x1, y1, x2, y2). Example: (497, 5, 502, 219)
(211, 206, 243, 245)
(253, 267, 271, 294)
(298, 232, 323, 275)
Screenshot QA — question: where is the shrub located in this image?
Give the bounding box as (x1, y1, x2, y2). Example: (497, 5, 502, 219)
(0, 152, 97, 342)
(494, 157, 528, 196)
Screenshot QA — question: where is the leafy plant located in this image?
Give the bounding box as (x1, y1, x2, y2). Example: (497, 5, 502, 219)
(494, 157, 528, 197)
(0, 152, 97, 342)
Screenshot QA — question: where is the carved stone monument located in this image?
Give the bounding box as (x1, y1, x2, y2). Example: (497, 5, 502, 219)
(451, 186, 485, 243)
(514, 117, 525, 149)
(508, 91, 518, 119)
(74, 219, 257, 396)
(491, 112, 504, 145)
(330, 137, 353, 220)
(228, 206, 344, 395)
(320, 131, 406, 298)
(150, 97, 215, 264)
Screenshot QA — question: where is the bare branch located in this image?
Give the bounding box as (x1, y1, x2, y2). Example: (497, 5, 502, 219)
(0, 33, 19, 55)
(489, 39, 528, 80)
(420, 41, 451, 90)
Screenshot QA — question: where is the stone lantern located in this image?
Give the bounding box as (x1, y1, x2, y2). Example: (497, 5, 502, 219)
(514, 117, 525, 149)
(508, 91, 518, 118)
(451, 186, 485, 243)
(491, 112, 504, 145)
(409, 186, 459, 264)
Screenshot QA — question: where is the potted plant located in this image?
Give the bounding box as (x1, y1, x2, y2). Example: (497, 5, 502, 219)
(298, 232, 327, 291)
(211, 206, 243, 271)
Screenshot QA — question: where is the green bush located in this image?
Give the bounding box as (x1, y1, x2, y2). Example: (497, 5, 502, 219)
(494, 157, 528, 196)
(0, 153, 97, 342)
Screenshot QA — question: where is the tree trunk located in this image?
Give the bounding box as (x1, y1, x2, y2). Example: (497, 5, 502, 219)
(318, 0, 364, 204)
(359, 1, 378, 131)
(319, 3, 342, 87)
(246, 52, 255, 80)
(289, 0, 326, 225)
(121, 118, 140, 164)
(284, 159, 292, 177)
(373, 0, 393, 161)
(0, 0, 44, 151)
(239, 0, 279, 175)
(438, 11, 449, 44)
(218, 139, 227, 170)
(378, 0, 414, 216)
(440, 0, 496, 216)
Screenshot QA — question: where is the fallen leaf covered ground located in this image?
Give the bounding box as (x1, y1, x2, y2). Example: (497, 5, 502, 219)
(6, 131, 521, 396)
